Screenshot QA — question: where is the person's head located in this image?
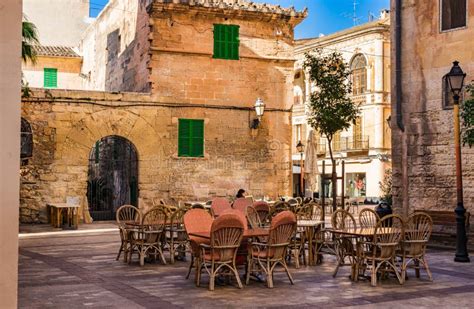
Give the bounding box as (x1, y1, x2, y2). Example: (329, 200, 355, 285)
(236, 189, 246, 198)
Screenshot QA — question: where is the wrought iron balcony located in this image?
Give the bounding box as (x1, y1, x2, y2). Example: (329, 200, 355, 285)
(317, 136, 370, 155)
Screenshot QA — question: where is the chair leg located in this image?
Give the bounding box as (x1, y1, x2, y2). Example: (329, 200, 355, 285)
(231, 264, 243, 289)
(170, 240, 175, 264)
(371, 261, 378, 287)
(422, 256, 433, 281)
(266, 266, 274, 289)
(415, 260, 420, 278)
(245, 257, 252, 285)
(139, 247, 145, 267)
(116, 241, 123, 261)
(196, 258, 202, 287)
(186, 255, 194, 279)
(282, 261, 294, 285)
(209, 264, 215, 291)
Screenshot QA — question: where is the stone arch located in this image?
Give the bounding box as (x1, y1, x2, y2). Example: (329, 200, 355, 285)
(293, 69, 306, 105)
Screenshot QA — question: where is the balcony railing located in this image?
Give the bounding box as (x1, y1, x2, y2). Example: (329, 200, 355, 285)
(342, 136, 370, 152)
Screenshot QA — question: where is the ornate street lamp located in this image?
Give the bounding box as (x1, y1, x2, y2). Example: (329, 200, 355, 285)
(446, 61, 469, 263)
(250, 98, 265, 129)
(296, 140, 305, 197)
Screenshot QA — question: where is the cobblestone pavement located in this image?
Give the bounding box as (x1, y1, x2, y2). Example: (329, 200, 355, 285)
(18, 228, 474, 308)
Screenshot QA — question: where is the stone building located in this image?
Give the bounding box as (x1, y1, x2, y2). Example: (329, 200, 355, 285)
(292, 11, 391, 200)
(20, 0, 306, 223)
(391, 0, 474, 214)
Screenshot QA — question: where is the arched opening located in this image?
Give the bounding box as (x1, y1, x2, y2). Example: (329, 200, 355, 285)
(21, 118, 33, 165)
(87, 135, 138, 221)
(350, 54, 367, 95)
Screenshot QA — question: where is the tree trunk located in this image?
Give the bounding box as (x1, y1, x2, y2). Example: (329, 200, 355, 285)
(327, 137, 337, 212)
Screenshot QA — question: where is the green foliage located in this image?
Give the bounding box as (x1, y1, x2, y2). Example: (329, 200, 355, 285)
(303, 50, 360, 159)
(22, 16, 39, 64)
(379, 168, 392, 206)
(462, 83, 474, 147)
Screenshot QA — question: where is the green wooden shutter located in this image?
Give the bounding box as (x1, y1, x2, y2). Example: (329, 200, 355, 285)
(190, 120, 204, 157)
(178, 119, 204, 157)
(178, 119, 191, 157)
(213, 24, 239, 60)
(44, 68, 58, 88)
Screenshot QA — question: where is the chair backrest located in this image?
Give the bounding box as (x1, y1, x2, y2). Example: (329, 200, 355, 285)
(374, 214, 404, 258)
(221, 208, 248, 230)
(331, 209, 356, 230)
(303, 197, 313, 204)
(271, 201, 290, 216)
(184, 208, 213, 234)
(211, 197, 231, 217)
(116, 205, 141, 225)
(287, 198, 299, 207)
(403, 212, 433, 256)
(309, 202, 324, 221)
(295, 203, 312, 219)
(359, 208, 380, 229)
(210, 213, 245, 261)
(232, 198, 252, 213)
(141, 207, 167, 242)
(191, 203, 205, 209)
(268, 211, 297, 259)
(295, 197, 303, 205)
(253, 201, 270, 225)
(170, 208, 187, 229)
(246, 205, 261, 229)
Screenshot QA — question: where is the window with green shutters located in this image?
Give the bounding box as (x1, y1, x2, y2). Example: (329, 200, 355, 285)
(178, 119, 204, 157)
(213, 24, 239, 60)
(44, 68, 58, 88)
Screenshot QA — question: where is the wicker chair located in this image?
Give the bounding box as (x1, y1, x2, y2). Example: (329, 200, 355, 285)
(116, 205, 141, 262)
(246, 211, 297, 288)
(167, 208, 188, 264)
(253, 201, 271, 227)
(359, 208, 380, 229)
(233, 197, 252, 214)
(129, 207, 167, 266)
(210, 197, 231, 217)
(331, 209, 357, 278)
(197, 213, 245, 291)
(246, 205, 261, 229)
(358, 214, 404, 286)
(183, 209, 213, 282)
(398, 212, 433, 283)
(271, 201, 291, 217)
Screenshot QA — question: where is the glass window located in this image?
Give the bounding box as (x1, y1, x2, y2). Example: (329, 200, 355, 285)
(441, 0, 467, 31)
(21, 118, 33, 163)
(351, 54, 367, 95)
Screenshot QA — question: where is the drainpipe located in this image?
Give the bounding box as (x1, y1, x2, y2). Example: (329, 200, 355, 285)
(395, 0, 405, 131)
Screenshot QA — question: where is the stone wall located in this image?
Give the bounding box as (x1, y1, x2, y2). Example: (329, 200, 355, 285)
(20, 89, 292, 223)
(80, 0, 152, 92)
(148, 3, 297, 111)
(23, 56, 83, 90)
(391, 1, 474, 214)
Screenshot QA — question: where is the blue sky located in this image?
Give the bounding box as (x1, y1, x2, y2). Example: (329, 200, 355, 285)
(89, 0, 390, 39)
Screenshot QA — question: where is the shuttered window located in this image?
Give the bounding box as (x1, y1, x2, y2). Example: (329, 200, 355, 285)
(44, 68, 58, 88)
(178, 119, 204, 157)
(441, 0, 467, 31)
(213, 24, 239, 60)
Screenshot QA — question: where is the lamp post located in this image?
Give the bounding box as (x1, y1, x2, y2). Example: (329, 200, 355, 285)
(446, 61, 470, 263)
(296, 140, 305, 197)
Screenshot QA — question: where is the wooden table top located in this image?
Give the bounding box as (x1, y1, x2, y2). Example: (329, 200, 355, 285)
(47, 203, 80, 208)
(330, 227, 401, 237)
(189, 228, 269, 239)
(297, 220, 324, 227)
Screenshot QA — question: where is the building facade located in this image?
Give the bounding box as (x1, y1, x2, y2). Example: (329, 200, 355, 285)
(292, 11, 391, 201)
(20, 0, 306, 223)
(391, 0, 474, 214)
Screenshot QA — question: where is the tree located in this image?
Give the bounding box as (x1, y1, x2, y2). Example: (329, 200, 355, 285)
(304, 50, 360, 211)
(22, 16, 39, 64)
(462, 83, 474, 147)
(379, 168, 392, 206)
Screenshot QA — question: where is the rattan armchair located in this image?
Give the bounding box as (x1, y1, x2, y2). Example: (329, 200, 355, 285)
(167, 208, 188, 264)
(183, 209, 213, 282)
(116, 205, 141, 262)
(197, 213, 245, 291)
(359, 208, 380, 229)
(271, 201, 291, 217)
(358, 214, 404, 286)
(210, 197, 232, 217)
(129, 207, 167, 266)
(253, 201, 271, 227)
(331, 209, 357, 278)
(398, 212, 433, 283)
(246, 211, 297, 288)
(246, 205, 261, 229)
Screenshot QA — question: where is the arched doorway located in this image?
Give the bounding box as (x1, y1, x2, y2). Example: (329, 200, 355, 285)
(87, 136, 138, 221)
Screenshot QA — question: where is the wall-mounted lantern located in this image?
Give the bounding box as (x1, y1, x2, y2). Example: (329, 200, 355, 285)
(250, 98, 265, 129)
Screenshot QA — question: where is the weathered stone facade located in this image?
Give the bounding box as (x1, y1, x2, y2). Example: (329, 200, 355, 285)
(391, 1, 474, 214)
(21, 90, 292, 222)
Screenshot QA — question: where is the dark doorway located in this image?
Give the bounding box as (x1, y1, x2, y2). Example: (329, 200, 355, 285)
(87, 135, 138, 221)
